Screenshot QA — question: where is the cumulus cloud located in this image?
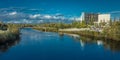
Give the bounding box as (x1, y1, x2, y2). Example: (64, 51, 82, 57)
(38, 20, 44, 23)
(8, 11, 17, 15)
(29, 14, 41, 19)
(7, 21, 20, 23)
(53, 16, 58, 19)
(7, 19, 33, 23)
(43, 15, 52, 19)
(69, 17, 75, 20)
(0, 7, 73, 23)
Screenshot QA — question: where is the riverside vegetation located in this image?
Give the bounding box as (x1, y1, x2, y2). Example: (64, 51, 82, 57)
(0, 23, 34, 43)
(0, 22, 20, 43)
(0, 20, 120, 44)
(33, 21, 120, 41)
(0, 22, 36, 43)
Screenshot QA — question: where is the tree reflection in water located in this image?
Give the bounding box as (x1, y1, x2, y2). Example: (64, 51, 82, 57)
(103, 40, 120, 52)
(67, 34, 120, 52)
(0, 38, 20, 53)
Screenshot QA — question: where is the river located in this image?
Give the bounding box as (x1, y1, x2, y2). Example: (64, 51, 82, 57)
(0, 28, 120, 60)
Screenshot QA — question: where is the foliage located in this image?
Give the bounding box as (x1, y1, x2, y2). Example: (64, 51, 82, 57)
(103, 21, 120, 40)
(0, 23, 20, 43)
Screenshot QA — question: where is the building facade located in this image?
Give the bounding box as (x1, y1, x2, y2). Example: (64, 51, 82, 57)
(84, 13, 98, 24)
(80, 12, 110, 24)
(98, 14, 110, 23)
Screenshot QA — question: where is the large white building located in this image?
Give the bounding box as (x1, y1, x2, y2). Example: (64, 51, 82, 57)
(79, 12, 111, 24)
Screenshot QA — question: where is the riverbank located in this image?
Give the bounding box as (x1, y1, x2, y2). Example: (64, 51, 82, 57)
(0, 23, 20, 44)
(32, 21, 120, 41)
(59, 30, 119, 41)
(32, 26, 120, 41)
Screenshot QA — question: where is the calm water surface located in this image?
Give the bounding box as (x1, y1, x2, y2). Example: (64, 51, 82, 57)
(0, 28, 120, 60)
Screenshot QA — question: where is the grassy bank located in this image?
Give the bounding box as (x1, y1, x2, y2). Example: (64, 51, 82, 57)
(77, 36, 120, 52)
(33, 21, 120, 41)
(59, 30, 120, 41)
(0, 23, 20, 43)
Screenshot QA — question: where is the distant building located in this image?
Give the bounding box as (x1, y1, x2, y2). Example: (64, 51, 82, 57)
(98, 14, 110, 23)
(80, 12, 98, 24)
(80, 12, 110, 24)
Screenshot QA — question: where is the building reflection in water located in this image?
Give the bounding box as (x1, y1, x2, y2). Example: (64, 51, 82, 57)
(80, 40, 85, 48)
(79, 40, 85, 50)
(97, 40, 103, 46)
(67, 34, 120, 52)
(65, 34, 85, 49)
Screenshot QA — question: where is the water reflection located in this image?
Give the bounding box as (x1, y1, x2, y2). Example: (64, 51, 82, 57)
(21, 28, 59, 41)
(67, 34, 120, 52)
(80, 40, 85, 48)
(103, 40, 120, 52)
(0, 37, 20, 53)
(97, 40, 103, 46)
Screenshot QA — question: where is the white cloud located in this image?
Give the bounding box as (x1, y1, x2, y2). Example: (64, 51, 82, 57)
(109, 11, 120, 14)
(7, 21, 20, 23)
(53, 16, 58, 19)
(0, 7, 73, 23)
(38, 20, 43, 23)
(9, 11, 17, 15)
(7, 19, 32, 23)
(23, 19, 32, 23)
(69, 17, 75, 20)
(29, 14, 41, 18)
(43, 15, 52, 19)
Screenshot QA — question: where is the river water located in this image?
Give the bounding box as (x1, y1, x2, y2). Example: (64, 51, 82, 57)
(0, 28, 120, 60)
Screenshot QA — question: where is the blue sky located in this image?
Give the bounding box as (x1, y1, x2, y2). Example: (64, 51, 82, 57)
(0, 0, 120, 16)
(0, 0, 120, 23)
